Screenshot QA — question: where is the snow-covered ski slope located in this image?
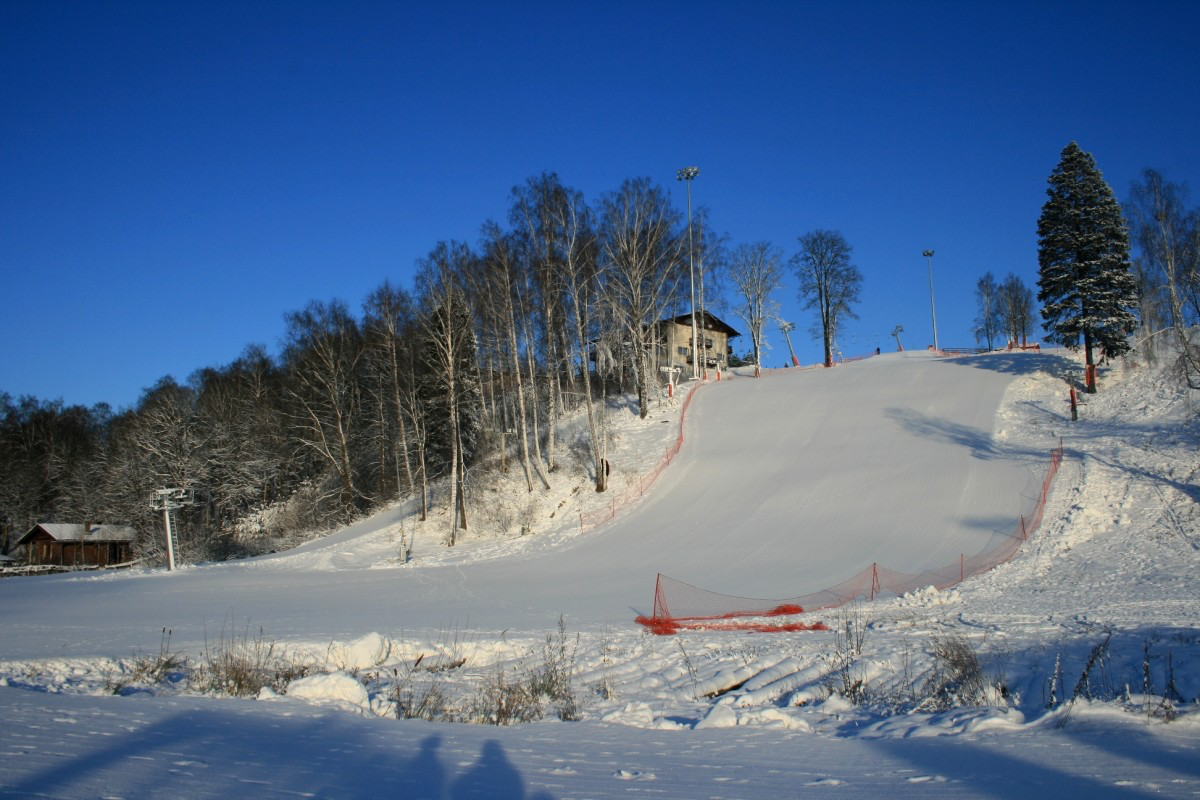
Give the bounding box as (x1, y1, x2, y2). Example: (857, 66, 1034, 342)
(0, 352, 1051, 656)
(4, 349, 1200, 799)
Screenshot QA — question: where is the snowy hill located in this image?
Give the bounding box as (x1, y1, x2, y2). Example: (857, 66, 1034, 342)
(1, 350, 1198, 798)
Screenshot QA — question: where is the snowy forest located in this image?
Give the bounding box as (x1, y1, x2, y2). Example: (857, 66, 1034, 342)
(2, 164, 1197, 565)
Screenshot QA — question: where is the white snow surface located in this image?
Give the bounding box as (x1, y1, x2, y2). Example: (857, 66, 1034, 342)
(2, 349, 1199, 798)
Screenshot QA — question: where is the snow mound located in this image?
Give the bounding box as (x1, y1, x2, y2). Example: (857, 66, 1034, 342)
(601, 701, 683, 730)
(285, 672, 370, 714)
(324, 632, 393, 670)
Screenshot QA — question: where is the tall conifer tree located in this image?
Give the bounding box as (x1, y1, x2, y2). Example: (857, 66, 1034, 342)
(1036, 142, 1138, 392)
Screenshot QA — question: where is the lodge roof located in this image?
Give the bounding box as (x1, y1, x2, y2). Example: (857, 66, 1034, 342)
(661, 310, 741, 338)
(15, 523, 137, 546)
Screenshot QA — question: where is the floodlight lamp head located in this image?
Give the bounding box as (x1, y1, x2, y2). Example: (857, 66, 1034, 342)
(922, 249, 934, 258)
(676, 166, 699, 181)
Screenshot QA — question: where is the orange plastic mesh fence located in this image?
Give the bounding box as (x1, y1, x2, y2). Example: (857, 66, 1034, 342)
(637, 440, 1064, 634)
(577, 380, 705, 533)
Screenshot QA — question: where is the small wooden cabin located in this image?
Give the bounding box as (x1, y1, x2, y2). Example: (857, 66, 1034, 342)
(15, 523, 136, 568)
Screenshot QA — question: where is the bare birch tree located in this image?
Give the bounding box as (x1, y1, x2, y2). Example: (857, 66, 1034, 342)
(512, 174, 573, 472)
(999, 274, 1035, 348)
(282, 300, 365, 523)
(477, 221, 543, 492)
(1126, 169, 1200, 387)
(416, 242, 481, 545)
(597, 177, 684, 418)
(727, 242, 783, 377)
(973, 272, 1002, 350)
(363, 281, 418, 500)
(791, 230, 862, 368)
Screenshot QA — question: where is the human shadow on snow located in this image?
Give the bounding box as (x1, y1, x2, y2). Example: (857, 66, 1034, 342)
(4, 698, 557, 800)
(857, 729, 1191, 799)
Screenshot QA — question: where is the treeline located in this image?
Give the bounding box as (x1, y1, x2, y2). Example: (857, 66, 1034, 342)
(972, 272, 1036, 350)
(1124, 169, 1200, 385)
(1, 173, 726, 563)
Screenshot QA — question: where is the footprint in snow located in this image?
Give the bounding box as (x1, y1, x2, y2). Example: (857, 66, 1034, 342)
(613, 769, 655, 781)
(804, 778, 846, 786)
(906, 775, 948, 783)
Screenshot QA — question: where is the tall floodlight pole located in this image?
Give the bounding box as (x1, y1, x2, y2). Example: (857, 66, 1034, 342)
(922, 249, 939, 352)
(677, 166, 700, 379)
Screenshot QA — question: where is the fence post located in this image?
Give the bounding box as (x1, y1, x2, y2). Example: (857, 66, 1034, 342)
(1020, 515, 1027, 540)
(870, 563, 879, 601)
(960, 554, 964, 583)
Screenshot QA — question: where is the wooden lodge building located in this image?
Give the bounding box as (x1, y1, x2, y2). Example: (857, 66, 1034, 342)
(14, 523, 136, 569)
(656, 310, 740, 376)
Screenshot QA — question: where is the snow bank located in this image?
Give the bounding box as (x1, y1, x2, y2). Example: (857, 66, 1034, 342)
(284, 672, 370, 714)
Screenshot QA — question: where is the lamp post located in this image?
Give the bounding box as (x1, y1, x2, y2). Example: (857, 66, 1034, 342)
(922, 249, 939, 353)
(677, 166, 700, 379)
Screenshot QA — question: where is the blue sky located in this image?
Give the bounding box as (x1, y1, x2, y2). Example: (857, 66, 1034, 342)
(3, 0, 1198, 410)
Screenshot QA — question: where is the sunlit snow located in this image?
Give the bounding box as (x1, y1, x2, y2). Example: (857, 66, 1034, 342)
(2, 350, 1197, 798)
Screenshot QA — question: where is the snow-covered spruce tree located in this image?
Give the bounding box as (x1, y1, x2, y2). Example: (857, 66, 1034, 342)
(1036, 142, 1138, 392)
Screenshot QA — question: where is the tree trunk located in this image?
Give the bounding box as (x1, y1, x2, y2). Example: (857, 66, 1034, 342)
(523, 325, 551, 488)
(507, 313, 535, 493)
(455, 419, 468, 532)
(1083, 328, 1097, 394)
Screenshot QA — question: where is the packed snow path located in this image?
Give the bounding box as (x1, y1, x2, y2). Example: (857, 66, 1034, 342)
(0, 352, 1054, 658)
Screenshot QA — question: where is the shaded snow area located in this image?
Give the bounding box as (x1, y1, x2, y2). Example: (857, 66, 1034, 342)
(2, 351, 1199, 798)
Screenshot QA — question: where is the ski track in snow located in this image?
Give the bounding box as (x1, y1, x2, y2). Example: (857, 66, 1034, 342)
(2, 350, 1199, 798)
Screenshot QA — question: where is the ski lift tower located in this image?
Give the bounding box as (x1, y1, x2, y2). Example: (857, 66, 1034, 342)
(150, 488, 193, 572)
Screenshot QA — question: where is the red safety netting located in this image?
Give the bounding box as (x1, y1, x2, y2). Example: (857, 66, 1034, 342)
(637, 440, 1064, 634)
(576, 379, 705, 533)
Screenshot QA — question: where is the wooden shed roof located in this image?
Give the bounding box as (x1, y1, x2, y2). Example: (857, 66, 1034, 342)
(16, 523, 136, 546)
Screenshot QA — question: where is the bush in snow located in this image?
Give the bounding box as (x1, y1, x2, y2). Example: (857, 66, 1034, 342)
(915, 633, 1001, 712)
(527, 616, 580, 721)
(107, 628, 187, 694)
(191, 622, 312, 697)
(467, 665, 544, 725)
